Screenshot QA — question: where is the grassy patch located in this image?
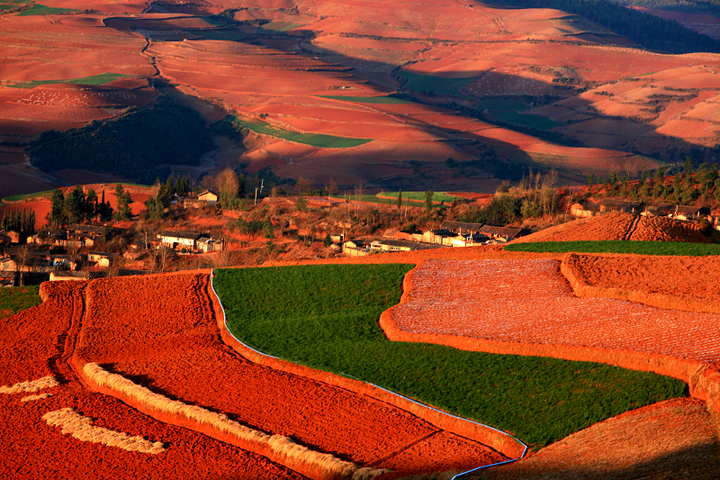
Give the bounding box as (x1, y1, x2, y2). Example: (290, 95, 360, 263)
(17, 4, 80, 15)
(7, 73, 133, 89)
(399, 71, 475, 96)
(378, 191, 459, 203)
(505, 240, 720, 256)
(318, 95, 413, 104)
(230, 117, 371, 149)
(0, 285, 41, 320)
(256, 22, 300, 34)
(214, 264, 687, 447)
(3, 189, 56, 202)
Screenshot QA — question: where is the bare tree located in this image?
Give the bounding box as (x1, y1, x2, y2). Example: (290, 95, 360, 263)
(16, 245, 32, 286)
(157, 245, 173, 273)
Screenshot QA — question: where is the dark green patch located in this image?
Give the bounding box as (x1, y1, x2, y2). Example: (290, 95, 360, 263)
(7, 73, 133, 89)
(17, 4, 80, 15)
(230, 116, 372, 148)
(399, 71, 476, 96)
(215, 264, 687, 447)
(505, 240, 720, 256)
(29, 96, 215, 184)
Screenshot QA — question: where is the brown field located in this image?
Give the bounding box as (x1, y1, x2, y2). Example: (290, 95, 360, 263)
(562, 253, 720, 313)
(3, 0, 720, 191)
(382, 258, 720, 363)
(515, 211, 709, 243)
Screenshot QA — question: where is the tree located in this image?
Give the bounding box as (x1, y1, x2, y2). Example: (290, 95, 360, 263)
(114, 184, 133, 221)
(424, 190, 435, 215)
(397, 189, 403, 209)
(217, 167, 240, 210)
(49, 189, 67, 228)
(296, 195, 307, 212)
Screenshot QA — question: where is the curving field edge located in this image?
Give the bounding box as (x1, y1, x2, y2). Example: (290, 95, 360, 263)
(208, 269, 529, 462)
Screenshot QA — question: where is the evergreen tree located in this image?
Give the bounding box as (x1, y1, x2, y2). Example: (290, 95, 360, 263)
(114, 184, 133, 221)
(49, 189, 67, 228)
(397, 189, 403, 209)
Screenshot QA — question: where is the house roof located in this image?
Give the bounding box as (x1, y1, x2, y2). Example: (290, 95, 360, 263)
(198, 189, 218, 197)
(159, 230, 201, 240)
(441, 220, 484, 232)
(479, 225, 523, 237)
(68, 224, 106, 234)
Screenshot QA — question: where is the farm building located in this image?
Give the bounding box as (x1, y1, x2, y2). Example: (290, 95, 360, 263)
(88, 251, 116, 267)
(479, 225, 524, 242)
(197, 190, 218, 204)
(342, 239, 370, 257)
(440, 220, 485, 234)
(67, 224, 112, 247)
(370, 240, 416, 252)
(598, 199, 642, 214)
(570, 200, 599, 218)
(158, 231, 222, 252)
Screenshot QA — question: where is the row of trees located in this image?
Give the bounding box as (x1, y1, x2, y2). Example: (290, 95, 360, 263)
(48, 186, 114, 228)
(591, 159, 720, 205)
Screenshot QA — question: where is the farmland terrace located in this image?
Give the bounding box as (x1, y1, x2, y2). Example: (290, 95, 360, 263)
(3, 244, 720, 478)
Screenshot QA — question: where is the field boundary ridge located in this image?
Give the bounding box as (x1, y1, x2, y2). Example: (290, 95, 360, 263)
(209, 269, 528, 465)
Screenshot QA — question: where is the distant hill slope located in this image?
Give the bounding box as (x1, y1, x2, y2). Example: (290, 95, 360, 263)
(492, 0, 720, 53)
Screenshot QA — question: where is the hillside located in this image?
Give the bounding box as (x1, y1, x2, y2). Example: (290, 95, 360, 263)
(1, 0, 720, 197)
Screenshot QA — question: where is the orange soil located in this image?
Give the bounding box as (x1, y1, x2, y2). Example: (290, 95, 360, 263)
(69, 273, 507, 477)
(516, 211, 709, 243)
(562, 253, 720, 314)
(382, 258, 720, 363)
(481, 398, 720, 479)
(0, 284, 306, 480)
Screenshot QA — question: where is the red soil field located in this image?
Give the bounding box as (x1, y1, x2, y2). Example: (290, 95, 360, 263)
(382, 258, 720, 363)
(481, 398, 720, 479)
(0, 283, 308, 480)
(71, 273, 507, 477)
(516, 211, 709, 243)
(562, 253, 720, 314)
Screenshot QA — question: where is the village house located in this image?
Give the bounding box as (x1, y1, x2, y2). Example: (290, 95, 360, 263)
(570, 199, 599, 218)
(342, 239, 370, 257)
(158, 231, 223, 253)
(597, 199, 643, 214)
(67, 224, 112, 248)
(440, 220, 485, 235)
(88, 251, 116, 268)
(479, 225, 524, 242)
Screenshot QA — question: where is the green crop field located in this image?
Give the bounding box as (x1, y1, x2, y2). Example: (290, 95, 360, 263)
(230, 117, 372, 148)
(0, 286, 41, 320)
(2, 189, 56, 203)
(214, 264, 687, 447)
(378, 191, 459, 203)
(398, 71, 476, 96)
(257, 22, 300, 34)
(505, 240, 720, 256)
(318, 95, 413, 104)
(17, 4, 80, 15)
(7, 73, 132, 89)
